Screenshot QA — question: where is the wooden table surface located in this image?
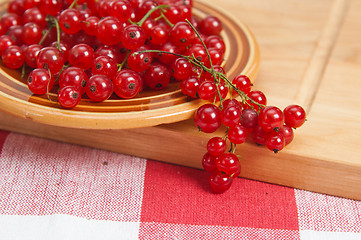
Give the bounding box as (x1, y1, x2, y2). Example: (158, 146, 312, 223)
(1, 0, 361, 200)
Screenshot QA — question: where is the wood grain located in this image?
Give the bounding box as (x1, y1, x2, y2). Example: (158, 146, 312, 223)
(1, 0, 361, 200)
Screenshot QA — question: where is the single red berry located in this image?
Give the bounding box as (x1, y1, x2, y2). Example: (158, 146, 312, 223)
(206, 35, 225, 54)
(143, 63, 170, 90)
(110, 0, 132, 22)
(2, 45, 24, 69)
(113, 69, 142, 99)
(207, 137, 226, 156)
(232, 75, 252, 95)
(92, 55, 118, 79)
(283, 104, 306, 128)
(169, 21, 195, 51)
(58, 86, 81, 108)
(21, 22, 43, 45)
(59, 8, 83, 35)
(120, 24, 146, 50)
(279, 125, 294, 145)
(0, 35, 15, 55)
(251, 125, 268, 145)
(24, 44, 42, 68)
(59, 66, 88, 95)
(240, 108, 258, 129)
(209, 171, 233, 193)
(200, 15, 223, 35)
(68, 43, 94, 70)
(36, 46, 64, 73)
(127, 46, 153, 72)
(27, 68, 54, 95)
(97, 16, 123, 46)
(221, 105, 241, 128)
(86, 74, 113, 102)
(181, 77, 200, 98)
(228, 124, 248, 144)
(258, 106, 284, 132)
(202, 152, 217, 173)
(216, 152, 240, 176)
(266, 131, 285, 153)
(198, 81, 217, 100)
(171, 57, 193, 81)
(246, 90, 267, 111)
(194, 104, 221, 133)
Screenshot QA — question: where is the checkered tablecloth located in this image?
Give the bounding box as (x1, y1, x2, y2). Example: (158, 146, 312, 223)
(0, 129, 360, 240)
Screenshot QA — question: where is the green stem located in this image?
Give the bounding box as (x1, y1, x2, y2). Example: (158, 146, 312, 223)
(51, 17, 62, 51)
(38, 25, 54, 45)
(69, 0, 78, 9)
(118, 50, 131, 71)
(137, 5, 170, 26)
(154, 11, 174, 27)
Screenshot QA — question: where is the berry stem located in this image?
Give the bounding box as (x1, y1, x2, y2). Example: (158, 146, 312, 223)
(137, 5, 170, 26)
(39, 25, 54, 45)
(154, 11, 174, 27)
(118, 50, 131, 71)
(68, 0, 78, 9)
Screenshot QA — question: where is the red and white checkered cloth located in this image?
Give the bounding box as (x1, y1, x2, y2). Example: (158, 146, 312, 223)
(0, 129, 360, 239)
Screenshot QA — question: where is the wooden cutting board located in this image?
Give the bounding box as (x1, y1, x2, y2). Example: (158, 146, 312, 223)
(1, 0, 361, 200)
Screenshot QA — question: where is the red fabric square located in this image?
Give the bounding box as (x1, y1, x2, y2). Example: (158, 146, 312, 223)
(140, 160, 299, 230)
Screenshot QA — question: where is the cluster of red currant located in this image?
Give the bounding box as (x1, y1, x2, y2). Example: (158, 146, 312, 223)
(0, 0, 306, 194)
(0, 0, 225, 107)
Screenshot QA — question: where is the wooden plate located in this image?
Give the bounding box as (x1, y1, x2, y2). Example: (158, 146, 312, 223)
(0, 0, 260, 129)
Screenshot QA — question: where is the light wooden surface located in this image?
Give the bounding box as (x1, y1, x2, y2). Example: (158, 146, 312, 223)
(1, 0, 361, 200)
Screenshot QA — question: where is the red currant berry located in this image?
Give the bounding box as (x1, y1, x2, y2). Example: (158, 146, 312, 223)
(82, 16, 99, 36)
(127, 47, 153, 72)
(59, 8, 83, 35)
(206, 35, 225, 54)
(144, 63, 170, 90)
(240, 108, 258, 129)
(58, 86, 81, 108)
(110, 0, 132, 22)
(266, 131, 285, 153)
(169, 21, 195, 50)
(232, 75, 252, 95)
(198, 81, 216, 100)
(113, 69, 142, 99)
(279, 125, 294, 145)
(39, 0, 63, 16)
(283, 104, 306, 128)
(92, 55, 118, 79)
(2, 45, 24, 69)
(120, 24, 146, 50)
(194, 103, 221, 133)
(209, 171, 233, 193)
(0, 35, 15, 55)
(202, 152, 217, 173)
(216, 153, 240, 176)
(171, 57, 193, 81)
(258, 106, 284, 132)
(68, 43, 94, 70)
(251, 125, 268, 145)
(27, 68, 54, 95)
(59, 66, 88, 95)
(86, 74, 113, 102)
(228, 124, 248, 144)
(97, 16, 123, 46)
(200, 15, 223, 35)
(21, 22, 43, 45)
(181, 77, 200, 98)
(24, 44, 42, 68)
(36, 46, 64, 73)
(221, 105, 241, 128)
(22, 7, 47, 28)
(207, 137, 226, 156)
(149, 24, 169, 45)
(246, 90, 267, 111)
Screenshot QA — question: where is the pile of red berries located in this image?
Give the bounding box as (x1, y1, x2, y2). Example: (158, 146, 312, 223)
(0, 0, 224, 107)
(0, 0, 306, 194)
